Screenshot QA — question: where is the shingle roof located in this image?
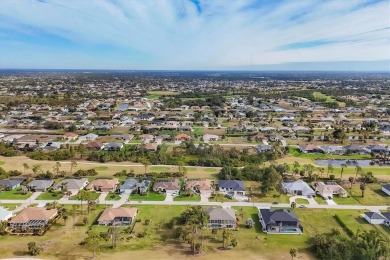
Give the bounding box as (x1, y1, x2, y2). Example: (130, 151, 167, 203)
(9, 208, 57, 224)
(382, 184, 390, 191)
(53, 178, 88, 190)
(364, 212, 385, 220)
(259, 208, 300, 225)
(0, 179, 22, 189)
(218, 180, 245, 191)
(204, 207, 236, 221)
(98, 207, 137, 222)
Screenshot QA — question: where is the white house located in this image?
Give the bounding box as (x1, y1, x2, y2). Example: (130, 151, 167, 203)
(381, 184, 390, 196)
(281, 180, 315, 196)
(363, 212, 386, 225)
(79, 133, 98, 141)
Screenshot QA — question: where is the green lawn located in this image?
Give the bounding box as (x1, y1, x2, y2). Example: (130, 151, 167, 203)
(313, 92, 346, 107)
(129, 192, 166, 201)
(208, 194, 238, 202)
(332, 196, 360, 205)
(69, 191, 100, 201)
(295, 198, 309, 204)
(149, 166, 171, 171)
(94, 166, 108, 171)
(0, 188, 32, 200)
(314, 196, 328, 204)
(36, 191, 64, 200)
(204, 168, 218, 172)
(0, 160, 5, 165)
(0, 203, 20, 210)
(105, 192, 121, 201)
(173, 194, 201, 202)
(343, 183, 390, 205)
(289, 147, 371, 160)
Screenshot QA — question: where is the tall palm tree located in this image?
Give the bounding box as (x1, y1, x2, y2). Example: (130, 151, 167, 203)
(348, 177, 354, 190)
(340, 163, 347, 180)
(327, 164, 334, 178)
(70, 160, 77, 176)
(360, 183, 366, 197)
(319, 167, 325, 179)
(32, 164, 42, 177)
(290, 248, 297, 260)
(355, 166, 362, 179)
(53, 161, 61, 178)
(222, 228, 233, 248)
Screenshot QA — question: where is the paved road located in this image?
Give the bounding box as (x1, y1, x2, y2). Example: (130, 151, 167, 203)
(2, 194, 390, 213)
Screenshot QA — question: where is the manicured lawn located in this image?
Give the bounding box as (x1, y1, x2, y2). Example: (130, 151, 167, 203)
(129, 192, 166, 201)
(314, 196, 328, 204)
(173, 194, 201, 202)
(332, 196, 360, 205)
(343, 183, 390, 205)
(69, 191, 100, 200)
(36, 190, 64, 200)
(0, 203, 20, 210)
(313, 92, 346, 107)
(0, 188, 32, 200)
(295, 198, 309, 204)
(149, 166, 171, 171)
(289, 147, 371, 160)
(94, 166, 108, 171)
(105, 192, 121, 201)
(245, 181, 290, 203)
(208, 193, 238, 202)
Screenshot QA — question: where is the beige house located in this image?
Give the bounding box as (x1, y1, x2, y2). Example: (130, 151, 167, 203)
(9, 208, 58, 229)
(314, 182, 348, 198)
(98, 207, 138, 226)
(185, 179, 212, 195)
(86, 178, 119, 192)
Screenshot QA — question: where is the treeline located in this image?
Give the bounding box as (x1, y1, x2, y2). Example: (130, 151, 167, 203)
(0, 143, 19, 157)
(28, 149, 74, 161)
(0, 167, 23, 181)
(311, 230, 389, 260)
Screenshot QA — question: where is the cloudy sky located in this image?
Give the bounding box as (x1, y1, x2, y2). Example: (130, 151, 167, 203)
(0, 0, 389, 70)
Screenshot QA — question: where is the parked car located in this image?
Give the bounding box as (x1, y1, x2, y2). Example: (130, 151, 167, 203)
(299, 205, 307, 208)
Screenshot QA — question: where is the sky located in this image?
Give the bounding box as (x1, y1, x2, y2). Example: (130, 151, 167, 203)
(0, 0, 389, 71)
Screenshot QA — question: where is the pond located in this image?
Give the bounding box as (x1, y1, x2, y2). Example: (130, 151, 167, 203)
(314, 159, 373, 167)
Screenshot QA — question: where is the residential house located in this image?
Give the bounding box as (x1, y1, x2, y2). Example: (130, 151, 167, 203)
(314, 182, 348, 198)
(119, 178, 151, 194)
(39, 142, 61, 151)
(9, 208, 58, 229)
(153, 179, 180, 193)
(175, 133, 192, 141)
(63, 132, 78, 141)
(185, 179, 212, 195)
(204, 207, 237, 228)
(320, 145, 345, 155)
(27, 179, 54, 192)
(85, 141, 104, 150)
(86, 178, 119, 192)
(97, 207, 138, 226)
(258, 208, 303, 234)
(382, 212, 390, 227)
(256, 145, 274, 153)
(203, 134, 220, 142)
(299, 144, 324, 154)
(143, 143, 159, 151)
(0, 178, 23, 190)
(281, 180, 315, 196)
(363, 212, 386, 225)
(79, 133, 98, 141)
(344, 144, 369, 154)
(103, 142, 124, 151)
(381, 184, 390, 196)
(53, 178, 89, 195)
(218, 180, 245, 196)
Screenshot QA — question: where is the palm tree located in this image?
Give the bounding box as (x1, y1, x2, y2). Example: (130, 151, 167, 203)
(356, 230, 389, 260)
(360, 182, 366, 197)
(32, 164, 42, 177)
(140, 158, 151, 174)
(290, 248, 297, 260)
(53, 162, 61, 178)
(327, 163, 334, 178)
(23, 163, 29, 175)
(340, 163, 347, 180)
(293, 161, 300, 173)
(70, 204, 78, 229)
(348, 177, 354, 190)
(355, 166, 362, 180)
(319, 167, 325, 179)
(70, 160, 77, 176)
(290, 202, 296, 209)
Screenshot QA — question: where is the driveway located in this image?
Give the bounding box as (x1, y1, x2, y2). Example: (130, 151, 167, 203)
(164, 192, 175, 202)
(326, 199, 337, 205)
(289, 195, 318, 205)
(112, 193, 129, 208)
(98, 192, 109, 203)
(200, 193, 211, 202)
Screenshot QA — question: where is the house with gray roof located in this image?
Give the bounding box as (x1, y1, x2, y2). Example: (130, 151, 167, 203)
(119, 178, 151, 194)
(204, 207, 237, 228)
(281, 180, 315, 196)
(258, 208, 303, 234)
(382, 184, 390, 196)
(0, 178, 23, 190)
(103, 142, 124, 151)
(218, 180, 246, 196)
(27, 179, 54, 192)
(0, 206, 13, 221)
(363, 212, 386, 225)
(53, 178, 89, 195)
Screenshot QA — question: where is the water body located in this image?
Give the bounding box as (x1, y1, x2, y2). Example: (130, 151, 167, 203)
(314, 159, 372, 167)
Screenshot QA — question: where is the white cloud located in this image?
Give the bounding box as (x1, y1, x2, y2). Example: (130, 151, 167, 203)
(0, 0, 389, 69)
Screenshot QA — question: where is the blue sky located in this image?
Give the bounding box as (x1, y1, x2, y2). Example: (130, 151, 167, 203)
(0, 0, 389, 71)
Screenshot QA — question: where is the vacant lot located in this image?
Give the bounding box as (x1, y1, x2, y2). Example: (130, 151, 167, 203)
(130, 192, 166, 201)
(0, 187, 32, 200)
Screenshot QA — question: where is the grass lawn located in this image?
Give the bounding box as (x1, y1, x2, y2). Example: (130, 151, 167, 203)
(149, 166, 171, 171)
(204, 168, 218, 172)
(173, 194, 201, 202)
(314, 196, 328, 204)
(94, 166, 108, 171)
(105, 192, 121, 201)
(0, 203, 20, 210)
(343, 183, 390, 205)
(36, 190, 64, 200)
(332, 196, 360, 205)
(69, 191, 100, 201)
(0, 160, 5, 165)
(295, 198, 309, 204)
(208, 193, 238, 202)
(0, 188, 32, 200)
(129, 192, 166, 201)
(313, 92, 346, 107)
(289, 147, 371, 160)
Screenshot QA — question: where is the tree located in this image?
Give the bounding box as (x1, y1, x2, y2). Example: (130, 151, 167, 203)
(290, 202, 297, 209)
(86, 230, 102, 259)
(70, 160, 77, 176)
(319, 167, 325, 178)
(327, 164, 334, 178)
(180, 206, 209, 229)
(340, 164, 347, 180)
(23, 163, 29, 174)
(78, 190, 91, 214)
(53, 161, 61, 178)
(356, 230, 389, 260)
(212, 228, 218, 239)
(332, 128, 346, 143)
(27, 242, 43, 256)
(355, 166, 362, 179)
(222, 228, 233, 248)
(360, 182, 366, 197)
(290, 248, 297, 260)
(70, 204, 78, 229)
(348, 177, 354, 190)
(32, 164, 42, 176)
(140, 158, 151, 174)
(108, 225, 119, 248)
